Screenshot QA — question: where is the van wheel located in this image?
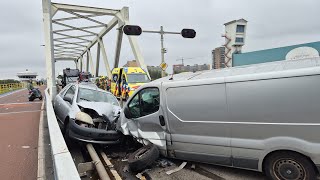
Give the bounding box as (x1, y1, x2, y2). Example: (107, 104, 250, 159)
(128, 144, 159, 172)
(264, 151, 316, 180)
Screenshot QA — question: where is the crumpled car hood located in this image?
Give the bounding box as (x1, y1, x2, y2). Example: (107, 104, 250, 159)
(77, 101, 121, 121)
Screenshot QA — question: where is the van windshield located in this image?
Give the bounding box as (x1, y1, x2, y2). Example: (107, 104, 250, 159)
(127, 74, 150, 83)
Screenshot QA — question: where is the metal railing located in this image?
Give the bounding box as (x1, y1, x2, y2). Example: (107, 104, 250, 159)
(44, 88, 80, 180)
(0, 83, 24, 94)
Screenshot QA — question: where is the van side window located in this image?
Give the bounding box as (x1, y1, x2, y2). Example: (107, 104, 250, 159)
(140, 88, 160, 116)
(128, 88, 160, 118)
(128, 94, 140, 118)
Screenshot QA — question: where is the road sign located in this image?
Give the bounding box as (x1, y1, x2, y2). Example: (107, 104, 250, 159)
(159, 62, 168, 71)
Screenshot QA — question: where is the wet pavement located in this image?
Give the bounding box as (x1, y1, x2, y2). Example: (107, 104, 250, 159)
(0, 87, 45, 180)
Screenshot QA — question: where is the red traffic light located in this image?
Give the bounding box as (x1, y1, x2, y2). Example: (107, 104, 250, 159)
(181, 29, 196, 38)
(123, 25, 142, 36)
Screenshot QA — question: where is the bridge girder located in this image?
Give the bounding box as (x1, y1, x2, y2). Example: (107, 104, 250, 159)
(42, 1, 150, 98)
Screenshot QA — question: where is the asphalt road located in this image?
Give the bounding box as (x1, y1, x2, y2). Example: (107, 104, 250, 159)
(0, 87, 45, 180)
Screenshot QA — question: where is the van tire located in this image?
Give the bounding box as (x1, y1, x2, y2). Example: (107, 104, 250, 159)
(128, 144, 159, 172)
(264, 151, 316, 180)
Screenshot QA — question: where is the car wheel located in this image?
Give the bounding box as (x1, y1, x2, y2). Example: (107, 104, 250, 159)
(39, 96, 43, 100)
(128, 144, 159, 172)
(264, 151, 317, 180)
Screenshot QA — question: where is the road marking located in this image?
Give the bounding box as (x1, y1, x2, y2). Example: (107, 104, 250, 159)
(0, 102, 42, 106)
(0, 110, 42, 115)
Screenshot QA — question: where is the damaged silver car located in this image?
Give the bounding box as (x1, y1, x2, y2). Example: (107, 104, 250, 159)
(53, 82, 122, 144)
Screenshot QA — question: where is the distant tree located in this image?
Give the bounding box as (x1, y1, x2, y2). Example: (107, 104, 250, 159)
(147, 66, 167, 80)
(0, 79, 20, 84)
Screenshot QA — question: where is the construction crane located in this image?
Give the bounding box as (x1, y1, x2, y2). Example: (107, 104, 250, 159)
(176, 57, 195, 65)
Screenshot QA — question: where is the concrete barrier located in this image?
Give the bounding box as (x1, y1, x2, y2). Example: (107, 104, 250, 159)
(45, 88, 80, 180)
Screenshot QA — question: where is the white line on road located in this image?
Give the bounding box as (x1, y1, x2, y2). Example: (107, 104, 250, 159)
(0, 110, 42, 115)
(0, 102, 43, 106)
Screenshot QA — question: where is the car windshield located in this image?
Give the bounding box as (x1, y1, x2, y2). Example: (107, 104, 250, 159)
(77, 88, 119, 106)
(127, 74, 150, 83)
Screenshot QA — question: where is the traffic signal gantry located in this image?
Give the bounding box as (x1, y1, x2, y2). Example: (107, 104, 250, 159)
(123, 25, 196, 77)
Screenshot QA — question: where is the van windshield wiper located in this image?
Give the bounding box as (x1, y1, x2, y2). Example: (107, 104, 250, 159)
(80, 97, 91, 102)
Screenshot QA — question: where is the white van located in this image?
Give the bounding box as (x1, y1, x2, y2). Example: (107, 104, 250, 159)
(119, 58, 320, 180)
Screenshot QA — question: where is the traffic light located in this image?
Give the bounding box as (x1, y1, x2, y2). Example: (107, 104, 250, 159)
(123, 25, 142, 36)
(181, 29, 196, 38)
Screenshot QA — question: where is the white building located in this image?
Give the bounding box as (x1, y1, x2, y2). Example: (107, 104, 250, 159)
(17, 69, 38, 84)
(223, 18, 247, 67)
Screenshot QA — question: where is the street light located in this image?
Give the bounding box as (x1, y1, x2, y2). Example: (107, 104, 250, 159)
(123, 25, 196, 77)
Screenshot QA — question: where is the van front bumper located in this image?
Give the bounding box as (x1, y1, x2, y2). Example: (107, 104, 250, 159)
(68, 119, 122, 144)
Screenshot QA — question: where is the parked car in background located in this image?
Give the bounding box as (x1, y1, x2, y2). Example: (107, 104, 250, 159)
(119, 58, 320, 180)
(53, 82, 122, 144)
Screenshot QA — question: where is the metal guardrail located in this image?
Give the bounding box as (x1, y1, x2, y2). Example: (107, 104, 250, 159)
(0, 83, 24, 94)
(45, 88, 81, 180)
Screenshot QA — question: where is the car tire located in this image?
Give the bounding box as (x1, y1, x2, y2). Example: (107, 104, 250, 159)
(264, 151, 317, 180)
(39, 96, 43, 100)
(128, 144, 159, 172)
(63, 122, 71, 145)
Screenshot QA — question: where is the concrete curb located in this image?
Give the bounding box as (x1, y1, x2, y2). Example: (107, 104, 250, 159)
(44, 88, 80, 180)
(37, 100, 46, 180)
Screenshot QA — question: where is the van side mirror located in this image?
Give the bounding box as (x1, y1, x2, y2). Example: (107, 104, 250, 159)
(63, 95, 73, 103)
(123, 106, 132, 119)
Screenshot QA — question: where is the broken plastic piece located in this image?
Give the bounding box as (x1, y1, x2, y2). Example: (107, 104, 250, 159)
(166, 162, 187, 175)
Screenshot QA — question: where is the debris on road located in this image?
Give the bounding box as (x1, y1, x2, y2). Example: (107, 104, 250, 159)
(123, 165, 130, 173)
(136, 169, 151, 180)
(166, 161, 187, 175)
(156, 158, 174, 168)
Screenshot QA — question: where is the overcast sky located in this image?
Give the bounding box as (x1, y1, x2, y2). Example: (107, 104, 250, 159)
(0, 0, 319, 80)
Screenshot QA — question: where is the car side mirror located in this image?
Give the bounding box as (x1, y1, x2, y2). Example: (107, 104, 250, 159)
(123, 106, 132, 119)
(63, 95, 72, 103)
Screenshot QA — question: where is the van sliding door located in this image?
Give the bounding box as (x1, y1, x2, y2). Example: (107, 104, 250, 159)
(165, 83, 232, 166)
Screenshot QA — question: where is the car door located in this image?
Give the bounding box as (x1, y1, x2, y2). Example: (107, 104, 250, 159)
(58, 85, 76, 124)
(54, 84, 71, 121)
(126, 87, 168, 154)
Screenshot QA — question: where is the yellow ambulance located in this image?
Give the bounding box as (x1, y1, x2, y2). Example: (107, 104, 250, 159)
(110, 67, 150, 100)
